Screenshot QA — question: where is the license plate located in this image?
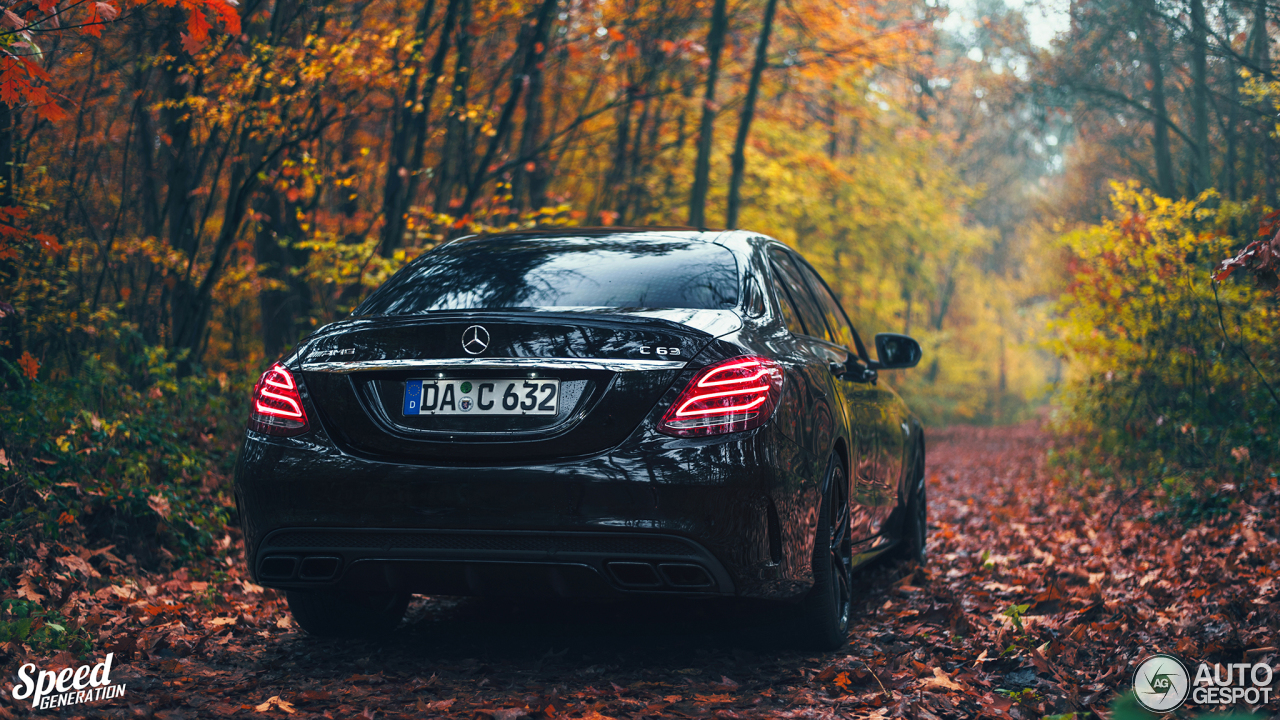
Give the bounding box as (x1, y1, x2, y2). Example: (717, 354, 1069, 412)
(402, 378, 559, 416)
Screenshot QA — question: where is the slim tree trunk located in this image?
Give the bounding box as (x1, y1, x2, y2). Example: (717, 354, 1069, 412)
(1137, 0, 1175, 197)
(726, 0, 778, 229)
(604, 87, 634, 219)
(255, 188, 308, 360)
(402, 0, 461, 230)
(1255, 0, 1276, 204)
(687, 0, 727, 228)
(459, 0, 558, 217)
(0, 102, 12, 209)
(379, 0, 438, 257)
(1190, 0, 1210, 194)
(511, 7, 551, 214)
(433, 0, 474, 215)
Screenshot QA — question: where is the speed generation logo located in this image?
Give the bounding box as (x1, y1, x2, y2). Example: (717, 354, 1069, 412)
(10, 653, 126, 711)
(1134, 653, 1275, 711)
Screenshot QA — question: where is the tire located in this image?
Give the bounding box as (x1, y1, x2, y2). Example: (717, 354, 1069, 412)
(893, 448, 927, 563)
(790, 459, 853, 651)
(285, 589, 411, 638)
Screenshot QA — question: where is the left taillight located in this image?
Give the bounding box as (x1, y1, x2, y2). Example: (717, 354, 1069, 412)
(249, 363, 310, 437)
(658, 355, 784, 437)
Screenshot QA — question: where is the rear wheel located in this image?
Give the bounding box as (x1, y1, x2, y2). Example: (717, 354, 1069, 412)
(285, 589, 410, 638)
(790, 459, 852, 650)
(894, 447, 927, 563)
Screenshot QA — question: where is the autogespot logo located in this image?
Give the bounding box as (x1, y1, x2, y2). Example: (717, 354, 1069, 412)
(1134, 653, 1276, 711)
(1134, 654, 1190, 712)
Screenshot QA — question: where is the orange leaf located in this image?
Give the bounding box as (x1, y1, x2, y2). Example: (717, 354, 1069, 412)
(185, 7, 210, 42)
(36, 233, 62, 252)
(18, 56, 51, 82)
(18, 351, 39, 380)
(35, 101, 67, 122)
(179, 31, 204, 55)
(81, 3, 103, 36)
(0, 79, 21, 106)
(205, 0, 241, 35)
(95, 1, 119, 20)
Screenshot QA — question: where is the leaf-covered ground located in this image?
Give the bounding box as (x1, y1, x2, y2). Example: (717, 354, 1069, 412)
(3, 420, 1278, 719)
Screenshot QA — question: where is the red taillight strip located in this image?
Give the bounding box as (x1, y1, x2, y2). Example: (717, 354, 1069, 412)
(674, 387, 771, 417)
(254, 366, 305, 419)
(696, 363, 772, 387)
(249, 364, 310, 437)
(657, 355, 784, 437)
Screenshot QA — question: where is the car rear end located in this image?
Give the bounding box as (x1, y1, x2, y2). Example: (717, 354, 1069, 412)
(233, 231, 811, 606)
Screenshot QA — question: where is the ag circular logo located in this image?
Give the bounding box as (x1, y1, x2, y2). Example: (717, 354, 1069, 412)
(1134, 654, 1190, 712)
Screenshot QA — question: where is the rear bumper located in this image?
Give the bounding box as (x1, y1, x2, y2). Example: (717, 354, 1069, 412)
(252, 528, 735, 597)
(233, 423, 824, 601)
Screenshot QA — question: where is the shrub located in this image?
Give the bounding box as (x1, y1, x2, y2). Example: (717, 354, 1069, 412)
(0, 348, 247, 576)
(1051, 183, 1280, 491)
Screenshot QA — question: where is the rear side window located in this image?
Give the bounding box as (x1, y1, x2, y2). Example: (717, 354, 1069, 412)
(355, 235, 740, 314)
(795, 258, 857, 351)
(769, 269, 806, 335)
(769, 249, 831, 341)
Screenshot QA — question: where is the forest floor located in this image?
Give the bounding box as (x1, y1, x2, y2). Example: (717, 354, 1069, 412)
(3, 420, 1279, 719)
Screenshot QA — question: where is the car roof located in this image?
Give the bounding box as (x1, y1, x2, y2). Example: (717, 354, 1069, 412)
(448, 226, 766, 257)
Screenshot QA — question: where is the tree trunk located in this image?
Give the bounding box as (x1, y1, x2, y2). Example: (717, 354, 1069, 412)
(459, 0, 558, 218)
(1242, 0, 1268, 199)
(726, 0, 778, 229)
(511, 7, 551, 215)
(604, 87, 634, 220)
(379, 0, 438, 257)
(433, 0, 474, 215)
(401, 0, 461, 235)
(1137, 0, 1175, 197)
(1255, 0, 1276, 204)
(255, 188, 311, 360)
(0, 102, 12, 209)
(687, 0, 727, 228)
(1190, 0, 1210, 194)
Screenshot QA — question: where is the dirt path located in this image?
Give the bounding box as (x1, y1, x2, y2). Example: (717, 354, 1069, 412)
(5, 421, 1278, 719)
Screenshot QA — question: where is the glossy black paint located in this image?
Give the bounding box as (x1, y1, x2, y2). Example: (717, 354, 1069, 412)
(234, 229, 925, 602)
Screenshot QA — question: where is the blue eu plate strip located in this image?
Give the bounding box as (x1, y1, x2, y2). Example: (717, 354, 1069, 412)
(403, 380, 423, 415)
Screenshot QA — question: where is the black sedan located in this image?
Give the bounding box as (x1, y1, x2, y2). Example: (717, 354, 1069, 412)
(234, 228, 926, 649)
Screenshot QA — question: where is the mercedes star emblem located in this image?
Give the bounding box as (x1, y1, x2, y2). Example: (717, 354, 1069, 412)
(461, 325, 490, 355)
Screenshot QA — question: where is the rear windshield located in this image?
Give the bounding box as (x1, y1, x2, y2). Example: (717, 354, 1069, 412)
(355, 235, 740, 315)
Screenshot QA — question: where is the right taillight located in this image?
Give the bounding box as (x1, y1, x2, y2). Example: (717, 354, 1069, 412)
(658, 356, 784, 437)
(248, 363, 310, 437)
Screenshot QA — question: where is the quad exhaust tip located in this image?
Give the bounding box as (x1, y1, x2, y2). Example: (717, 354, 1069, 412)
(258, 555, 341, 582)
(606, 561, 713, 590)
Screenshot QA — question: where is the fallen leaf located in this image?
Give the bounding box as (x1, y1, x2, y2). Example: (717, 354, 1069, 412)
(254, 696, 296, 714)
(921, 667, 964, 692)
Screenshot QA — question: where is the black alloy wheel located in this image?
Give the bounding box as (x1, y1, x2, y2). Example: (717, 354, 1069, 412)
(285, 589, 411, 638)
(792, 458, 853, 650)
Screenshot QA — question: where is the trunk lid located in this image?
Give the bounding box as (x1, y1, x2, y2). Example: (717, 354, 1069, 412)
(292, 310, 740, 463)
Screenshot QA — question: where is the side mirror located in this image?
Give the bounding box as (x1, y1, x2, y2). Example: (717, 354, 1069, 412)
(872, 333, 922, 370)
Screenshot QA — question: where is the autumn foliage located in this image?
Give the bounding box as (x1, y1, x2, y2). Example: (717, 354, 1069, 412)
(1051, 184, 1280, 490)
(0, 0, 1276, 714)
